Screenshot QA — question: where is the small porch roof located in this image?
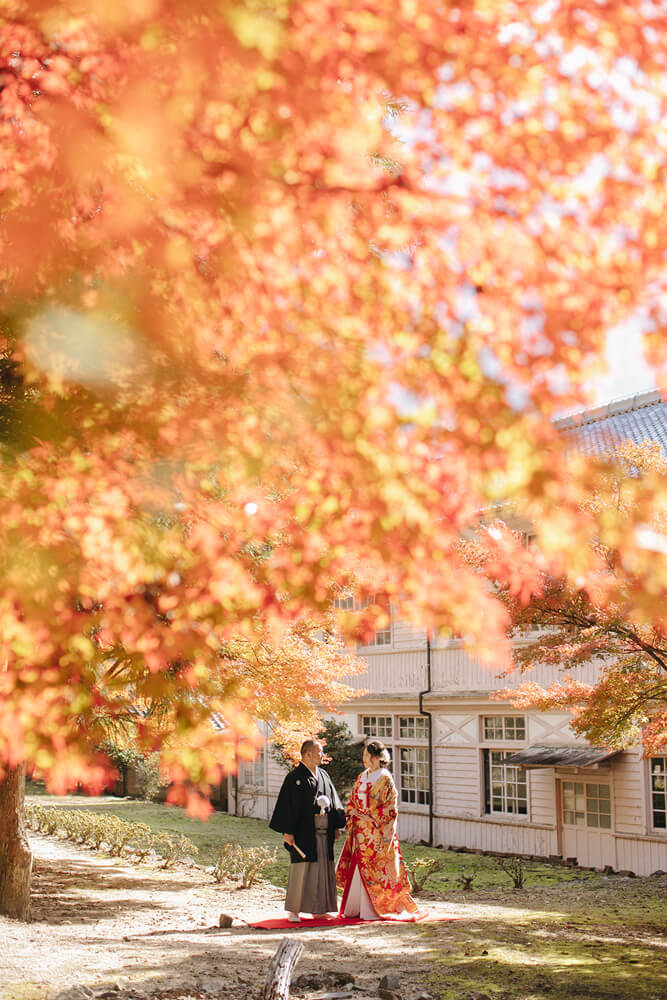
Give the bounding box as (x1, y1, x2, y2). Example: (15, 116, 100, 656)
(501, 745, 621, 768)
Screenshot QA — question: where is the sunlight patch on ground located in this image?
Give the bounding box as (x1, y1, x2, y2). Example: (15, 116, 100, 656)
(434, 902, 569, 922)
(480, 944, 591, 968)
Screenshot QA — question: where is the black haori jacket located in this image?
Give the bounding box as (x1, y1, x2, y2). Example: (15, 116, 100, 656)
(269, 763, 345, 863)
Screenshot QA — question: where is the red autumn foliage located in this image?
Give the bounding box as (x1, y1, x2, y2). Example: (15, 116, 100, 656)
(0, 2, 666, 799)
(467, 444, 667, 754)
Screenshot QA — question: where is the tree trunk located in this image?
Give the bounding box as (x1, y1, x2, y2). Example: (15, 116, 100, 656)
(262, 937, 304, 1000)
(0, 763, 33, 919)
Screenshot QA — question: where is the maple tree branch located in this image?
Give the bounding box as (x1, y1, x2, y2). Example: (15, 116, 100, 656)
(612, 628, 667, 673)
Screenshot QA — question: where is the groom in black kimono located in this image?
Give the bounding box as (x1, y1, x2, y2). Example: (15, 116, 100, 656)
(269, 738, 346, 921)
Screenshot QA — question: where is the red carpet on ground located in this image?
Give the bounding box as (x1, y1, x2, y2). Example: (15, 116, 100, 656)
(248, 912, 459, 929)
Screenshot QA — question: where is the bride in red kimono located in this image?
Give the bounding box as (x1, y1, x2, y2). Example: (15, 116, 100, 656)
(336, 740, 419, 919)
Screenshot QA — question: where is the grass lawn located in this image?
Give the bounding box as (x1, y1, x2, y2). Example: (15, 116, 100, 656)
(26, 785, 597, 893)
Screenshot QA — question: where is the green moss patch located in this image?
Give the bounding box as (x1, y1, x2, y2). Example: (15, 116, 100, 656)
(427, 875, 667, 1000)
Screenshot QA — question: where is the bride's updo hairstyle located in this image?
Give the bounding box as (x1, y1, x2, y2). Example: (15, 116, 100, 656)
(365, 740, 391, 766)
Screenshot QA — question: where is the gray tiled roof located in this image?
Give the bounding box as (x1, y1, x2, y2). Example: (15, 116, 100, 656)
(501, 745, 621, 768)
(555, 390, 667, 456)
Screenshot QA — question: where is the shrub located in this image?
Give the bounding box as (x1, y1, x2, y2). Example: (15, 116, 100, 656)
(494, 855, 527, 889)
(272, 719, 362, 797)
(25, 803, 45, 831)
(127, 822, 155, 861)
(152, 832, 198, 869)
(405, 855, 447, 894)
(458, 870, 476, 891)
(101, 742, 166, 802)
(58, 809, 75, 840)
(88, 815, 108, 851)
(37, 806, 61, 836)
(134, 754, 166, 802)
(24, 803, 196, 870)
(104, 815, 136, 856)
(60, 810, 96, 845)
(213, 842, 277, 888)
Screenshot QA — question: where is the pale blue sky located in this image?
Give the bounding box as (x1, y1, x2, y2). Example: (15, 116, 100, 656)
(593, 321, 657, 405)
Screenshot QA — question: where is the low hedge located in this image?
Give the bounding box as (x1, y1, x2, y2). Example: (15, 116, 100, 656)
(25, 803, 197, 869)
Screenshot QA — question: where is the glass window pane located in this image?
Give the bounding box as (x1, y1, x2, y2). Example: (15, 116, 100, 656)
(485, 749, 527, 817)
(650, 757, 667, 829)
(399, 746, 429, 805)
(483, 716, 525, 740)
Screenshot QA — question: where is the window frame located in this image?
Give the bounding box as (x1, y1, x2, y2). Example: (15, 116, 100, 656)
(483, 748, 529, 818)
(398, 745, 431, 806)
(357, 712, 432, 810)
(399, 715, 429, 740)
(561, 779, 612, 830)
(361, 715, 393, 739)
(482, 715, 526, 742)
(333, 593, 355, 611)
(650, 756, 667, 832)
(240, 747, 266, 789)
(358, 593, 393, 648)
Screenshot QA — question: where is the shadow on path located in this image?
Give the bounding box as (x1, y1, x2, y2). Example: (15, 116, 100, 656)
(30, 855, 184, 925)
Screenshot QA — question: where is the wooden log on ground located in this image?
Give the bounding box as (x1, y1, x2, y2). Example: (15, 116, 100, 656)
(262, 936, 304, 1000)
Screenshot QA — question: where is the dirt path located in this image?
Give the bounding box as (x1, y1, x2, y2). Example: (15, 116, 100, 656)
(5, 835, 665, 1000)
(0, 834, 462, 1000)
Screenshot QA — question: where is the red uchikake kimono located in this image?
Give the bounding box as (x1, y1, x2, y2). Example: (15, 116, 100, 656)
(336, 768, 418, 918)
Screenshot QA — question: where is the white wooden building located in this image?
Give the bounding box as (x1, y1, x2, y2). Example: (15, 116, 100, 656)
(232, 391, 667, 877)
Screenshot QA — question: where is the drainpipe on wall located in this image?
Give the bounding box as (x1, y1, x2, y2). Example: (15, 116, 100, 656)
(232, 743, 239, 816)
(418, 628, 434, 847)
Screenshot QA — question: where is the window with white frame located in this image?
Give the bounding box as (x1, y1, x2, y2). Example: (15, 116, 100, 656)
(358, 713, 432, 806)
(371, 626, 392, 646)
(399, 716, 428, 740)
(562, 781, 611, 829)
(333, 594, 355, 610)
(241, 747, 266, 788)
(361, 715, 393, 739)
(360, 594, 392, 646)
(399, 746, 430, 805)
(651, 757, 667, 830)
(483, 716, 526, 741)
(484, 750, 528, 816)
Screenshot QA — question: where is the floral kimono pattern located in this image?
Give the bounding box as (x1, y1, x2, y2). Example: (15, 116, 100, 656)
(336, 769, 418, 918)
